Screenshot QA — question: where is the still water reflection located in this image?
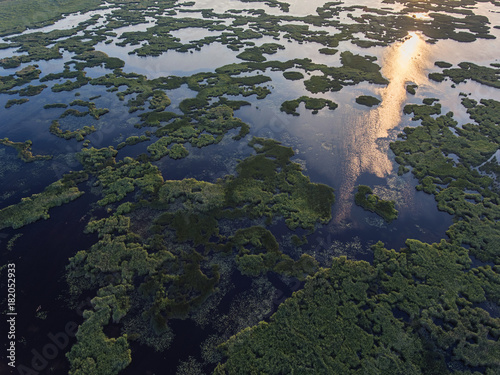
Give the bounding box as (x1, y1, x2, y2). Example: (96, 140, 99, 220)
(334, 31, 431, 222)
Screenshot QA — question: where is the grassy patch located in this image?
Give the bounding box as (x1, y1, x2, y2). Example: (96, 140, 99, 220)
(0, 172, 86, 230)
(0, 0, 102, 36)
(0, 138, 52, 162)
(281, 96, 338, 115)
(355, 95, 381, 107)
(282, 71, 304, 81)
(354, 185, 398, 223)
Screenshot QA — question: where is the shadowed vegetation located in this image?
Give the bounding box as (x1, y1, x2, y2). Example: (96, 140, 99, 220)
(0, 172, 87, 230)
(355, 185, 398, 223)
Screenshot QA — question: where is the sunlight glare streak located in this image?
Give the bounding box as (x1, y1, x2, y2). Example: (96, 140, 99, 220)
(333, 32, 430, 224)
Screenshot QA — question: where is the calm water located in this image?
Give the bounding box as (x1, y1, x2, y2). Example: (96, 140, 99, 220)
(1, 0, 500, 373)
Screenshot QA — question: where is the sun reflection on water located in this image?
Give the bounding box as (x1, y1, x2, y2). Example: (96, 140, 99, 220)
(407, 12, 432, 21)
(334, 31, 430, 224)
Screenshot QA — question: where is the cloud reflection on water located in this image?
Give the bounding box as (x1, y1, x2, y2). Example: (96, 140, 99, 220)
(334, 31, 430, 223)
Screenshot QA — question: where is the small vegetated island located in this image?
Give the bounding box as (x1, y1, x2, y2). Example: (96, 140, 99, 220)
(0, 0, 499, 374)
(280, 96, 338, 115)
(0, 138, 52, 162)
(354, 185, 398, 223)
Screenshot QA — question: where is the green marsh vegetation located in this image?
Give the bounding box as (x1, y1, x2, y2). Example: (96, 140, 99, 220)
(88, 65, 277, 155)
(44, 103, 69, 109)
(41, 69, 92, 92)
(66, 100, 110, 120)
(1, 15, 107, 69)
(319, 47, 338, 55)
(0, 171, 86, 230)
(116, 135, 151, 150)
(215, 66, 500, 375)
(392, 97, 500, 264)
(5, 98, 29, 108)
(240, 0, 290, 12)
(49, 120, 97, 141)
(0, 138, 52, 162)
(280, 96, 338, 115)
(355, 95, 381, 107)
(0, 0, 499, 373)
(355, 185, 398, 223)
(18, 84, 47, 96)
(76, 0, 496, 65)
(151, 137, 335, 248)
(406, 84, 418, 95)
(302, 52, 389, 94)
(0, 65, 41, 94)
(64, 138, 335, 372)
(430, 62, 500, 89)
(282, 71, 304, 80)
(0, 0, 102, 36)
(236, 43, 285, 62)
(216, 239, 500, 374)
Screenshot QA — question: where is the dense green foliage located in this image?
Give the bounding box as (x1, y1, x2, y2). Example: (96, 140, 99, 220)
(303, 52, 388, 93)
(116, 135, 151, 150)
(66, 136, 335, 372)
(356, 95, 381, 107)
(0, 65, 41, 94)
(67, 301, 131, 375)
(18, 84, 47, 96)
(282, 71, 304, 81)
(1, 1, 499, 374)
(406, 84, 418, 95)
(0, 0, 102, 35)
(223, 138, 335, 230)
(236, 43, 285, 62)
(67, 100, 110, 120)
(319, 47, 338, 55)
(215, 69, 500, 375)
(216, 240, 500, 374)
(155, 137, 335, 239)
(5, 98, 29, 108)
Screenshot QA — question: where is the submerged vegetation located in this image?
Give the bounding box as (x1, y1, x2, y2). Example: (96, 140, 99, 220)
(1, 0, 500, 374)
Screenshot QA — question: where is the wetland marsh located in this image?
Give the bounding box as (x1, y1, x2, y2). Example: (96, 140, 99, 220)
(0, 0, 500, 374)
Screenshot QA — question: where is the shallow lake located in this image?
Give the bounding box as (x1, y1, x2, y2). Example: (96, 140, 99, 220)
(1, 0, 499, 373)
